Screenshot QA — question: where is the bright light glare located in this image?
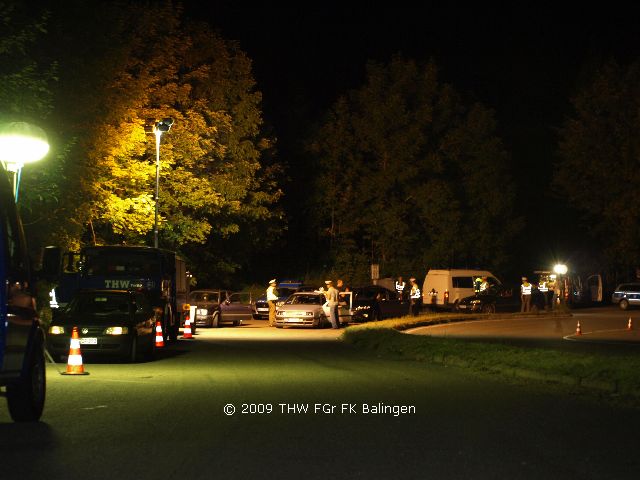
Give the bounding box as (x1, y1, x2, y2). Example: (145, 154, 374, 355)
(49, 326, 65, 335)
(104, 326, 129, 335)
(553, 264, 568, 275)
(0, 122, 50, 164)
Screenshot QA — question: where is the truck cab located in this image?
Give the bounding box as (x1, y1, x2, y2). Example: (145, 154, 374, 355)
(0, 169, 45, 421)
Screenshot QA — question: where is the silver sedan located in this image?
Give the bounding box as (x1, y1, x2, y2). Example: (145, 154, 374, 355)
(275, 292, 330, 328)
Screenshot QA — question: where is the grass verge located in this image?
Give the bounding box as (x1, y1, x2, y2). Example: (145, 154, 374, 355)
(342, 313, 640, 403)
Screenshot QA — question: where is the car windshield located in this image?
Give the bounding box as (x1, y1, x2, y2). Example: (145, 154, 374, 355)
(285, 294, 324, 305)
(67, 293, 130, 315)
(277, 288, 296, 298)
(191, 291, 220, 302)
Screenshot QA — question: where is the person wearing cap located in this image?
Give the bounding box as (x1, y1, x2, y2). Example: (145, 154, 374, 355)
(324, 280, 340, 329)
(409, 277, 421, 316)
(520, 276, 532, 312)
(266, 279, 278, 326)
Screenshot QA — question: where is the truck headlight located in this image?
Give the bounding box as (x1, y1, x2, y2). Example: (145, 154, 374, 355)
(104, 326, 129, 335)
(49, 326, 65, 335)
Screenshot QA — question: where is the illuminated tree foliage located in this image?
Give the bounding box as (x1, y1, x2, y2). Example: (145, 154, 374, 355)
(0, 0, 54, 121)
(20, 1, 282, 280)
(555, 60, 640, 268)
(310, 57, 519, 282)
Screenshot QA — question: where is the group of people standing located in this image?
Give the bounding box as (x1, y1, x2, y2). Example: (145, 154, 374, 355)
(520, 276, 556, 312)
(265, 278, 349, 329)
(395, 276, 422, 316)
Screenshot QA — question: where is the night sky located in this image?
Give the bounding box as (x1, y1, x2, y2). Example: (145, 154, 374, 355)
(181, 1, 640, 271)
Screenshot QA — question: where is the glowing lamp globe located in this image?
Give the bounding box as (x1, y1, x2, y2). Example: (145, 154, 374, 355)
(553, 264, 568, 275)
(0, 122, 50, 167)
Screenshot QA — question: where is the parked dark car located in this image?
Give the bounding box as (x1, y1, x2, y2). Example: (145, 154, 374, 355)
(456, 285, 545, 313)
(47, 289, 157, 362)
(189, 289, 253, 327)
(351, 285, 409, 322)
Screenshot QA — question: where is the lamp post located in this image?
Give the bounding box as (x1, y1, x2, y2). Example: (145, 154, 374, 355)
(0, 122, 49, 201)
(146, 118, 174, 248)
(553, 263, 568, 308)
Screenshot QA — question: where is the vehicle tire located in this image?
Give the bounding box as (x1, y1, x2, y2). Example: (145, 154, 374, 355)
(162, 304, 175, 343)
(127, 335, 138, 363)
(145, 334, 156, 361)
(482, 303, 496, 314)
(7, 343, 46, 422)
(212, 312, 220, 328)
(317, 314, 327, 328)
(619, 299, 630, 310)
(233, 320, 241, 327)
(370, 309, 379, 322)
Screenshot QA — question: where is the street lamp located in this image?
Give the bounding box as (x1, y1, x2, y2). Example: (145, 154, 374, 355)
(553, 263, 568, 307)
(0, 122, 49, 201)
(146, 118, 174, 248)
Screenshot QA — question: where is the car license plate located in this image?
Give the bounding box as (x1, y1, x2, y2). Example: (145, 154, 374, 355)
(285, 317, 297, 322)
(80, 337, 98, 345)
(458, 305, 467, 309)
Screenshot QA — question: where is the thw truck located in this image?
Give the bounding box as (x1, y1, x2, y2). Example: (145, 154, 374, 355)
(47, 245, 189, 342)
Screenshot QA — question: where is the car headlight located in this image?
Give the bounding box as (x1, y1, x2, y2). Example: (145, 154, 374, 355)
(470, 300, 481, 304)
(104, 326, 129, 335)
(49, 325, 65, 335)
(276, 311, 283, 316)
(276, 301, 285, 307)
(355, 305, 371, 311)
(306, 311, 314, 316)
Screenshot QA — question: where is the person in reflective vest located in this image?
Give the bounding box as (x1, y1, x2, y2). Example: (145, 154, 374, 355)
(538, 277, 550, 310)
(474, 276, 483, 293)
(395, 277, 406, 300)
(520, 277, 532, 312)
(409, 277, 421, 316)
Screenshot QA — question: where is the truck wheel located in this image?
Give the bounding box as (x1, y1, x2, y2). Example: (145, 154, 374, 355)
(212, 312, 220, 328)
(163, 304, 178, 342)
(7, 344, 46, 422)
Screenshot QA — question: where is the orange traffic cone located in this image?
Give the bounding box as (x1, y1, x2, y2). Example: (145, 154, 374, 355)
(628, 318, 633, 331)
(575, 320, 582, 336)
(61, 326, 89, 375)
(182, 316, 193, 339)
(155, 320, 165, 348)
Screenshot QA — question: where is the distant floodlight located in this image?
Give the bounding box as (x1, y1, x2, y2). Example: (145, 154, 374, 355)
(0, 122, 50, 165)
(553, 264, 568, 275)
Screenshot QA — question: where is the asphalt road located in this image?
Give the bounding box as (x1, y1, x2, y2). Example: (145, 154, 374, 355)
(1, 318, 639, 479)
(407, 305, 640, 351)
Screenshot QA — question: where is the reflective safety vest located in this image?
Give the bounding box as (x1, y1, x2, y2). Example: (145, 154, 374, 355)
(521, 283, 532, 295)
(538, 281, 548, 292)
(395, 281, 406, 293)
(410, 285, 421, 299)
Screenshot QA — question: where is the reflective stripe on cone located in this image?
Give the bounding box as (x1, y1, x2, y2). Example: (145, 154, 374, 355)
(155, 320, 165, 348)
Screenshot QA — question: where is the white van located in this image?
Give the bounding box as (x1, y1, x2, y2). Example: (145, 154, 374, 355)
(422, 269, 501, 309)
